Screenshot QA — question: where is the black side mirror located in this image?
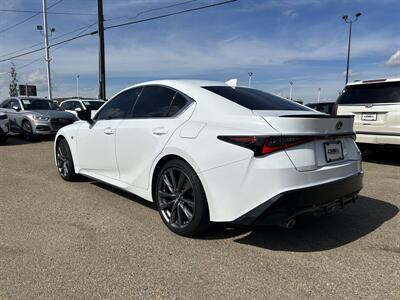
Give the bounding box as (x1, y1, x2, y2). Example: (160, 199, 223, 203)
(12, 105, 21, 112)
(77, 109, 94, 124)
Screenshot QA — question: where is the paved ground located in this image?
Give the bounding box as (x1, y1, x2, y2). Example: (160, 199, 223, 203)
(0, 137, 399, 299)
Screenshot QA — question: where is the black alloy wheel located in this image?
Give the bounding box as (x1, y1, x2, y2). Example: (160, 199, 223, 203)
(56, 139, 79, 181)
(156, 159, 209, 236)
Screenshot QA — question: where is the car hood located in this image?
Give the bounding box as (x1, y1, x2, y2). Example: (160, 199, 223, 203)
(29, 110, 77, 119)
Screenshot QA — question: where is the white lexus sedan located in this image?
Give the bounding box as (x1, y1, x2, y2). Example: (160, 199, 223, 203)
(54, 80, 363, 236)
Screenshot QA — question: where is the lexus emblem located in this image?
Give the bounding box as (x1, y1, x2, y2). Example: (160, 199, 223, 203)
(336, 121, 343, 130)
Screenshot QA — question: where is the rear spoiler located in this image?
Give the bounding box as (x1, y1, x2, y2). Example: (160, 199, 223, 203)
(279, 114, 354, 119)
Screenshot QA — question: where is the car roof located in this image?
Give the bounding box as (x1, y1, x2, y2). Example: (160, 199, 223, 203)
(346, 77, 400, 87)
(306, 102, 335, 105)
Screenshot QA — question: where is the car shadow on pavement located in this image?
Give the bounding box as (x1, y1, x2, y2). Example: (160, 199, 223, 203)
(1, 135, 54, 146)
(362, 147, 400, 167)
(199, 196, 398, 252)
(91, 181, 157, 211)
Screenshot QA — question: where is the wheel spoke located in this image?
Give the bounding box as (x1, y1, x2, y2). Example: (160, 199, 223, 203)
(169, 202, 178, 225)
(181, 182, 192, 196)
(176, 172, 186, 192)
(168, 169, 177, 189)
(159, 200, 175, 210)
(176, 205, 182, 226)
(180, 203, 193, 220)
(158, 190, 174, 198)
(181, 197, 195, 208)
(163, 174, 174, 193)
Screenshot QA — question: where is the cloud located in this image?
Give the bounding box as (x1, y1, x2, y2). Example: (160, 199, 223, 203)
(386, 50, 400, 66)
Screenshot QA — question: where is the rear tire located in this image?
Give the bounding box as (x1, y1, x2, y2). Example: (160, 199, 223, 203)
(155, 159, 210, 237)
(0, 135, 7, 143)
(56, 138, 79, 181)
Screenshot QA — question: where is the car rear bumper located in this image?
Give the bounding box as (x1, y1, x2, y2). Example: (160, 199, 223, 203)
(356, 132, 400, 146)
(233, 171, 363, 226)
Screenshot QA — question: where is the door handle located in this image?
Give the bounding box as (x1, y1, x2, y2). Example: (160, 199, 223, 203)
(104, 127, 115, 135)
(152, 127, 169, 136)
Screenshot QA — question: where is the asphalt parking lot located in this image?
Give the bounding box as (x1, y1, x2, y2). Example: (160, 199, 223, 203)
(0, 137, 399, 299)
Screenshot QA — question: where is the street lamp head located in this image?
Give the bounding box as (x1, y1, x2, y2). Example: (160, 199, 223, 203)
(289, 81, 293, 85)
(50, 28, 56, 33)
(342, 15, 348, 20)
(36, 25, 43, 31)
(355, 12, 362, 18)
(248, 72, 253, 77)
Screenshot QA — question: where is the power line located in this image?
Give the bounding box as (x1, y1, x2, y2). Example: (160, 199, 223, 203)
(107, 0, 200, 21)
(0, 0, 64, 34)
(18, 22, 97, 70)
(0, 21, 97, 59)
(0, 8, 96, 16)
(0, 0, 238, 63)
(103, 0, 237, 31)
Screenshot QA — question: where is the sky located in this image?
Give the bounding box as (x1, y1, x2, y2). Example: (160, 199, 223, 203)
(0, 0, 400, 103)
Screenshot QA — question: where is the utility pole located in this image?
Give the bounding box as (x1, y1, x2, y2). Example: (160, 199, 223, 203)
(289, 81, 293, 100)
(97, 0, 106, 100)
(41, 0, 52, 99)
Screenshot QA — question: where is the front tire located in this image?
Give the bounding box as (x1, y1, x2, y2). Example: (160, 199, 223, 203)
(56, 138, 79, 181)
(155, 159, 210, 237)
(22, 120, 35, 142)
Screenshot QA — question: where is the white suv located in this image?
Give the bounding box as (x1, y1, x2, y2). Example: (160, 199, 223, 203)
(335, 78, 400, 149)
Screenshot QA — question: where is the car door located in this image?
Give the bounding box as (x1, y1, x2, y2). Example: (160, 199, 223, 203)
(76, 89, 137, 180)
(116, 85, 195, 189)
(6, 99, 23, 131)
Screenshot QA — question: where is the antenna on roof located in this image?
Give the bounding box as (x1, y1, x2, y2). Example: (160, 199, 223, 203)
(225, 78, 238, 87)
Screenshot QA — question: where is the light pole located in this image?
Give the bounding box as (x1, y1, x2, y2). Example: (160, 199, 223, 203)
(76, 75, 80, 98)
(289, 81, 293, 100)
(37, 0, 55, 99)
(248, 72, 253, 88)
(342, 12, 362, 84)
(317, 87, 321, 103)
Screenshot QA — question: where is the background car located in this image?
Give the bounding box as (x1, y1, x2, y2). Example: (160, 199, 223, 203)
(0, 112, 9, 143)
(335, 78, 400, 150)
(54, 80, 363, 236)
(59, 98, 105, 119)
(306, 101, 335, 115)
(0, 97, 77, 141)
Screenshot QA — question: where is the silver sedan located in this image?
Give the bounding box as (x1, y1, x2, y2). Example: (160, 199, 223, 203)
(0, 97, 77, 141)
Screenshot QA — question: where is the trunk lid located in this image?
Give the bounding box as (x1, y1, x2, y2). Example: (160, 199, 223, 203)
(253, 110, 359, 171)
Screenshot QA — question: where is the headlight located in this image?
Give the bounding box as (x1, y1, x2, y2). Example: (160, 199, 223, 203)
(33, 115, 50, 121)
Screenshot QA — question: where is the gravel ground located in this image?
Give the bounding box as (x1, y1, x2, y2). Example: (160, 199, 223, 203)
(0, 137, 399, 299)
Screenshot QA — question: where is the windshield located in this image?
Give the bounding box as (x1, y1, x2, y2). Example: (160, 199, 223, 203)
(203, 86, 310, 111)
(83, 100, 105, 110)
(21, 98, 58, 110)
(338, 82, 400, 104)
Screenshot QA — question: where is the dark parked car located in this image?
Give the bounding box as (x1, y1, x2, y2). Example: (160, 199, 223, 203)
(306, 102, 335, 115)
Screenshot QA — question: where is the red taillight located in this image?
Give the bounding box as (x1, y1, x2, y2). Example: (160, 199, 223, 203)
(218, 135, 314, 157)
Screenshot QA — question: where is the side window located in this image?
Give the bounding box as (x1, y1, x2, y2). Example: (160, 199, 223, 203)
(168, 93, 190, 117)
(97, 88, 141, 120)
(11, 99, 21, 110)
(132, 86, 176, 118)
(61, 102, 71, 110)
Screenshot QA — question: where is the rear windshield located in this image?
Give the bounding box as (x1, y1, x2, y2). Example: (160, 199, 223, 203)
(203, 86, 310, 111)
(338, 82, 400, 104)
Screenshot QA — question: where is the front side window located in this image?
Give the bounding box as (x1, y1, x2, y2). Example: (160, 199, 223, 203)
(203, 86, 310, 111)
(131, 86, 176, 118)
(96, 88, 141, 120)
(11, 99, 21, 110)
(338, 82, 400, 105)
(61, 102, 72, 110)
